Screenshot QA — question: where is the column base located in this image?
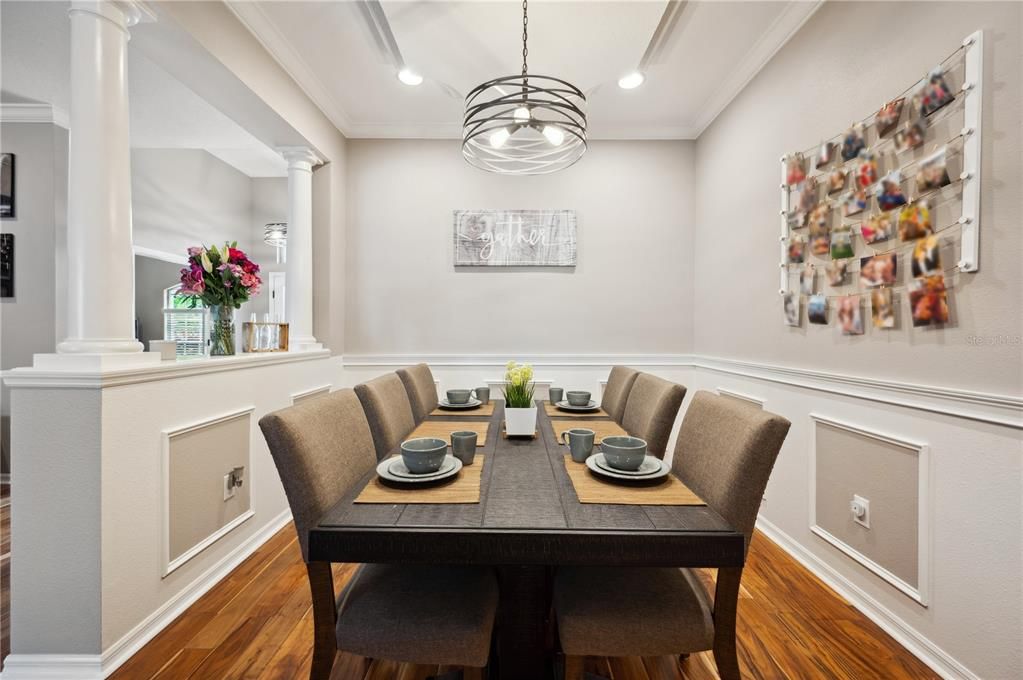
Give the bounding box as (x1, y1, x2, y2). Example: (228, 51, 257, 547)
(57, 338, 145, 354)
(32, 351, 162, 372)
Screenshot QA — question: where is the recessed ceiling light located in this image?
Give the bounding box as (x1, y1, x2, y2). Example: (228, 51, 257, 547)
(618, 71, 645, 90)
(397, 68, 423, 86)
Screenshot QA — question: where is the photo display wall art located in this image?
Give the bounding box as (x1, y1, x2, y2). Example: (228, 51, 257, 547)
(777, 32, 984, 336)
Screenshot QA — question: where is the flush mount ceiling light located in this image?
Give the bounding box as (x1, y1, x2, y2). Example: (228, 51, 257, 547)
(462, 0, 587, 175)
(263, 222, 287, 248)
(618, 71, 645, 90)
(397, 67, 423, 86)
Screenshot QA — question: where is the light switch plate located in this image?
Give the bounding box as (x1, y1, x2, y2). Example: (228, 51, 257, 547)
(223, 473, 236, 501)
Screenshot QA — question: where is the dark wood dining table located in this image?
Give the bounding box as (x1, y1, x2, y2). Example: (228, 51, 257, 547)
(309, 400, 745, 679)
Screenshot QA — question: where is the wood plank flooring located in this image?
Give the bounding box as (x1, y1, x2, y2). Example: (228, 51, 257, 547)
(106, 523, 938, 679)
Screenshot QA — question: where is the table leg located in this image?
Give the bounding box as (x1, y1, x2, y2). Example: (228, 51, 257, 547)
(496, 565, 552, 680)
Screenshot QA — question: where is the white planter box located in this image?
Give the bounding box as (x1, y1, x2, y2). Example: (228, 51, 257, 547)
(504, 406, 538, 436)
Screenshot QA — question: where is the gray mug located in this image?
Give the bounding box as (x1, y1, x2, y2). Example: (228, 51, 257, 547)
(561, 428, 595, 463)
(451, 430, 478, 465)
(549, 387, 564, 405)
(475, 386, 490, 405)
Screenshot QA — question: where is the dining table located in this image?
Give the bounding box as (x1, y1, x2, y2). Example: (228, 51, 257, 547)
(308, 400, 746, 679)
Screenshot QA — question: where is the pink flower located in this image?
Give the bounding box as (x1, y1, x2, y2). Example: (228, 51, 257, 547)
(187, 246, 203, 258)
(240, 272, 261, 289)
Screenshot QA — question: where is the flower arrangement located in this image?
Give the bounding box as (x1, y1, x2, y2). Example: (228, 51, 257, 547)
(503, 361, 535, 408)
(177, 243, 262, 356)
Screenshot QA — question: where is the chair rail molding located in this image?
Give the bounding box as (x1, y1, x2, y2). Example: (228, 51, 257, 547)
(808, 414, 931, 606)
(0, 102, 70, 129)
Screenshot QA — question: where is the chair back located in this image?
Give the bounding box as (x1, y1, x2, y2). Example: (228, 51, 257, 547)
(600, 366, 639, 423)
(671, 391, 790, 549)
(259, 389, 377, 561)
(620, 373, 686, 459)
(397, 363, 439, 424)
(355, 373, 417, 460)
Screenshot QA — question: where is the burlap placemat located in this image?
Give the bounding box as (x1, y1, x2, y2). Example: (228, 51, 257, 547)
(355, 456, 484, 504)
(408, 420, 489, 446)
(551, 420, 627, 445)
(430, 402, 496, 417)
(544, 402, 609, 419)
(563, 459, 704, 505)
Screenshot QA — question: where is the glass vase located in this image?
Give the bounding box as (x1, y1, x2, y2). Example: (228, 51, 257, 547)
(208, 304, 236, 356)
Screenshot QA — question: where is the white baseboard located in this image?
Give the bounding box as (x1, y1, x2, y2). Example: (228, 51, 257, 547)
(1, 655, 102, 680)
(98, 508, 293, 677)
(755, 516, 979, 680)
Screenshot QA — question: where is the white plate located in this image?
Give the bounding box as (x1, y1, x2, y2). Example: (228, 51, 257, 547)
(439, 398, 483, 410)
(594, 453, 663, 477)
(376, 455, 462, 484)
(586, 454, 670, 481)
(556, 400, 599, 412)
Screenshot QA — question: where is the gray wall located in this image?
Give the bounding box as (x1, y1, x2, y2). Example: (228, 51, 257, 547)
(692, 1, 1023, 394)
(345, 139, 696, 356)
(0, 121, 67, 473)
(134, 255, 184, 350)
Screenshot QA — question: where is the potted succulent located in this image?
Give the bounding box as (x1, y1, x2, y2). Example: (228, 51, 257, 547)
(503, 361, 537, 436)
(177, 243, 262, 356)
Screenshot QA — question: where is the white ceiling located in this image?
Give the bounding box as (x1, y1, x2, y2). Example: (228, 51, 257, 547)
(0, 1, 287, 177)
(230, 0, 822, 139)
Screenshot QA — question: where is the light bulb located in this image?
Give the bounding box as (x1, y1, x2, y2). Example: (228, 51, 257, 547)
(617, 71, 645, 90)
(490, 127, 511, 148)
(513, 106, 531, 122)
(397, 68, 423, 86)
(542, 125, 565, 146)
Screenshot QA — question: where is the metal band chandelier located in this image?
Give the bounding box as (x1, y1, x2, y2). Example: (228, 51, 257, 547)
(462, 0, 587, 175)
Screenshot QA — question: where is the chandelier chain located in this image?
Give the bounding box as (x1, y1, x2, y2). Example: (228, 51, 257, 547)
(521, 0, 528, 76)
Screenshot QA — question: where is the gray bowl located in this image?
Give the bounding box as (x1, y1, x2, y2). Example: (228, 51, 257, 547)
(600, 435, 648, 471)
(446, 389, 472, 405)
(566, 390, 592, 406)
(400, 437, 448, 474)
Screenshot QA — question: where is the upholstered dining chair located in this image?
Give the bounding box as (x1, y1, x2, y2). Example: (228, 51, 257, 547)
(600, 366, 640, 423)
(620, 373, 686, 459)
(397, 363, 440, 424)
(259, 389, 497, 680)
(553, 391, 791, 680)
(354, 373, 417, 460)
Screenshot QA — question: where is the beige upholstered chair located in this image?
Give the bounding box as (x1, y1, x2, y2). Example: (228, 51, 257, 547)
(600, 366, 639, 423)
(620, 373, 686, 459)
(259, 389, 497, 680)
(396, 363, 439, 424)
(554, 391, 791, 680)
(354, 373, 417, 460)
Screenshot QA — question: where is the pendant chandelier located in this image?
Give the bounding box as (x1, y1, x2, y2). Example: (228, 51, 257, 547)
(462, 0, 587, 175)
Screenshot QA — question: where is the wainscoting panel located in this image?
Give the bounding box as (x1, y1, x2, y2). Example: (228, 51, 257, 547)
(291, 384, 331, 405)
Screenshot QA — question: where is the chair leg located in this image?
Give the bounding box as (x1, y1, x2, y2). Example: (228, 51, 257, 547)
(712, 567, 743, 680)
(307, 561, 338, 680)
(563, 655, 585, 680)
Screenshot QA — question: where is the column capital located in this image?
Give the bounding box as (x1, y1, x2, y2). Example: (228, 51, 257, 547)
(69, 1, 156, 32)
(278, 146, 323, 170)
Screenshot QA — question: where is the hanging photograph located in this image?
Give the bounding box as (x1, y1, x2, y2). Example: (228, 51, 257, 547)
(916, 146, 951, 193)
(894, 122, 925, 153)
(788, 233, 807, 264)
(816, 141, 835, 169)
(841, 123, 867, 161)
(855, 151, 878, 189)
(797, 176, 819, 214)
(0, 153, 13, 218)
(453, 209, 577, 266)
(860, 252, 897, 288)
(861, 213, 895, 244)
(0, 233, 13, 297)
(808, 203, 831, 256)
(836, 296, 864, 336)
(825, 260, 848, 286)
(871, 288, 896, 329)
(875, 170, 908, 212)
(786, 153, 807, 186)
(897, 200, 933, 241)
(783, 292, 800, 327)
(909, 274, 949, 326)
(827, 168, 847, 194)
(842, 189, 868, 217)
(799, 266, 815, 296)
(875, 98, 905, 137)
(830, 226, 855, 260)
(913, 66, 955, 117)
(808, 294, 828, 324)
(911, 234, 942, 277)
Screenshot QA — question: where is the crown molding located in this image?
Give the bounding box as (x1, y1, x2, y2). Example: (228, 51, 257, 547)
(0, 103, 70, 129)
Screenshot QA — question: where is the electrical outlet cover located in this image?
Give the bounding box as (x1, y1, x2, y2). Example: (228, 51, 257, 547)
(852, 494, 870, 529)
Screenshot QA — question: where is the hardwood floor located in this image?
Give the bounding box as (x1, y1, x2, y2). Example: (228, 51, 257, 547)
(107, 524, 938, 680)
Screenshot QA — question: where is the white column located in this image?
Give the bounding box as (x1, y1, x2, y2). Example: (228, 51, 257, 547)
(279, 147, 322, 350)
(57, 1, 148, 354)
